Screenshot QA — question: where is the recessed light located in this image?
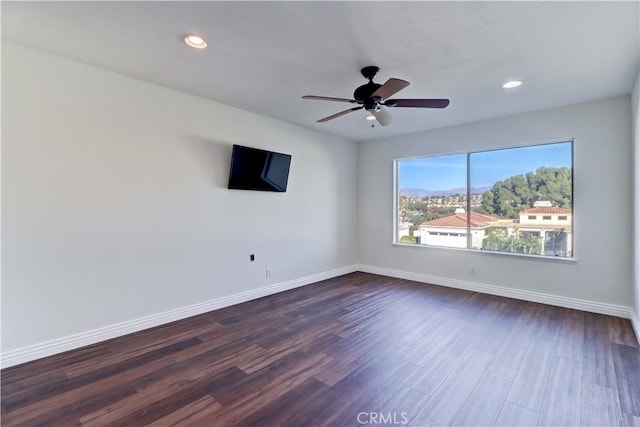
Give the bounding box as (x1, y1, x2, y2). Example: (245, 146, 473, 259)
(184, 35, 208, 49)
(502, 80, 522, 89)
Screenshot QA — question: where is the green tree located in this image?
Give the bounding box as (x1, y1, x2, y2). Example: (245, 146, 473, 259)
(481, 167, 571, 218)
(483, 227, 509, 251)
(399, 235, 417, 244)
(482, 227, 542, 255)
(521, 234, 543, 255)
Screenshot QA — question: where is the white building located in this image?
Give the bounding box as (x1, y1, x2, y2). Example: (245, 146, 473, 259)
(518, 201, 572, 256)
(419, 208, 497, 249)
(398, 222, 411, 239)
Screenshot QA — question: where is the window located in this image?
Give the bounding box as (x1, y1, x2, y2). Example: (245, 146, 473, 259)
(396, 141, 573, 258)
(521, 231, 540, 238)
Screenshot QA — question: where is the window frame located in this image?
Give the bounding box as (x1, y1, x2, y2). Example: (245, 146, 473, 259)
(393, 139, 576, 262)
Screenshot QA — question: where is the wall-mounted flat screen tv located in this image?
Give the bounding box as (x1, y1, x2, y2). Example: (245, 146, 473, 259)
(228, 144, 292, 192)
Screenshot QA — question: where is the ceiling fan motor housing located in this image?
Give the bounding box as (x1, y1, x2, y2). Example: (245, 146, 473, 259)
(354, 82, 381, 102)
(363, 97, 381, 112)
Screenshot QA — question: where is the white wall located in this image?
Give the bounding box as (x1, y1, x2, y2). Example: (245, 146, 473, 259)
(358, 96, 633, 306)
(1, 43, 357, 354)
(632, 70, 640, 330)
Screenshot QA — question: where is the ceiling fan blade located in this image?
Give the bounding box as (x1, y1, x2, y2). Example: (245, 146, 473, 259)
(317, 106, 363, 123)
(373, 106, 393, 127)
(302, 95, 359, 104)
(371, 78, 410, 100)
(385, 98, 450, 108)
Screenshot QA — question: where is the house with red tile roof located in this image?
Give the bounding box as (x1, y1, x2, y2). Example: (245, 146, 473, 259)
(418, 208, 502, 249)
(417, 201, 572, 255)
(518, 201, 572, 256)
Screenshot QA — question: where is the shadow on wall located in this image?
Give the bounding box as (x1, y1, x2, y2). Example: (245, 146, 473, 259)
(184, 134, 234, 188)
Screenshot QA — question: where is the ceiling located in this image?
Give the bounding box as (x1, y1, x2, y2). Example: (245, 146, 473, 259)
(2, 1, 639, 142)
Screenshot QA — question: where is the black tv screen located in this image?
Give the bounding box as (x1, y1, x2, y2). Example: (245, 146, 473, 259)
(228, 145, 292, 192)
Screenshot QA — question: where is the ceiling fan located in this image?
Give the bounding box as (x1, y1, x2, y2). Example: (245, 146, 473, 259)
(302, 66, 449, 127)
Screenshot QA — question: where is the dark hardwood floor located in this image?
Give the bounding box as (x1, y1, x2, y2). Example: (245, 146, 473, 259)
(2, 272, 639, 426)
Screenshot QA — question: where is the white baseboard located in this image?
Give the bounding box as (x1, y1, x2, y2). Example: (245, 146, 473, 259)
(357, 264, 634, 320)
(0, 265, 359, 369)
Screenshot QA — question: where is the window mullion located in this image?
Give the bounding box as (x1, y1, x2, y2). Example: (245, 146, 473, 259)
(466, 153, 471, 249)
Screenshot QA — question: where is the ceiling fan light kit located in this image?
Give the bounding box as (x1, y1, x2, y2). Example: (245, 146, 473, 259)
(302, 66, 450, 127)
(502, 80, 523, 89)
(184, 34, 208, 49)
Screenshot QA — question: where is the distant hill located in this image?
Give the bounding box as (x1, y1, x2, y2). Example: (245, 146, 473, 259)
(400, 186, 491, 198)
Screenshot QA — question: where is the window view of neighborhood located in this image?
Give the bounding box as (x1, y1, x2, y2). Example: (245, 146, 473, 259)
(396, 141, 573, 258)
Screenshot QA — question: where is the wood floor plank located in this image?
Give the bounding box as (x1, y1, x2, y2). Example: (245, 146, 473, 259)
(311, 355, 420, 427)
(376, 386, 428, 424)
(230, 377, 331, 427)
(0, 381, 138, 426)
(1, 272, 638, 427)
(64, 321, 223, 378)
(0, 367, 68, 402)
(452, 372, 513, 426)
(612, 343, 640, 416)
(401, 314, 467, 367)
(554, 310, 585, 361)
(304, 373, 380, 426)
(626, 413, 640, 426)
(580, 380, 625, 426)
(407, 328, 478, 395)
(539, 356, 583, 426)
(406, 299, 504, 382)
(1, 344, 110, 385)
(203, 353, 334, 426)
(486, 304, 538, 379)
(410, 349, 494, 426)
(314, 324, 412, 387)
(80, 366, 244, 426)
(495, 401, 540, 426)
(506, 337, 556, 412)
(582, 355, 618, 390)
(470, 303, 522, 354)
(582, 321, 617, 389)
(101, 366, 247, 426)
(2, 337, 202, 414)
(531, 304, 562, 341)
(608, 317, 640, 348)
(146, 395, 222, 427)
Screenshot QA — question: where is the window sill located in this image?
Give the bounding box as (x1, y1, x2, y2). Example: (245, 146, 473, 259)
(391, 242, 577, 264)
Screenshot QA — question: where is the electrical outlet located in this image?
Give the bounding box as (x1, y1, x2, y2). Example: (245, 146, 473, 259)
(266, 268, 272, 278)
(250, 254, 255, 262)
(469, 265, 475, 275)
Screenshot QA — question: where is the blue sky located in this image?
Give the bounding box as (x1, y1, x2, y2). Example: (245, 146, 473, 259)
(398, 142, 572, 190)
